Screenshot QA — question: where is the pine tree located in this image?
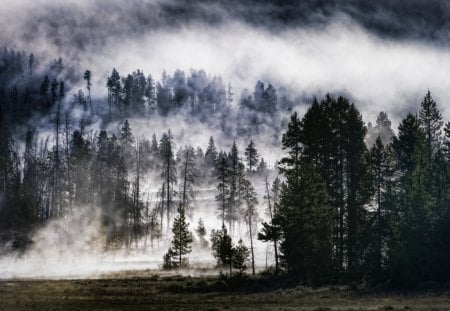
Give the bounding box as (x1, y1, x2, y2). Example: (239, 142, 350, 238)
(275, 161, 333, 283)
(215, 151, 230, 227)
(130, 140, 143, 248)
(245, 140, 259, 172)
(257, 157, 268, 174)
(443, 122, 450, 162)
(0, 96, 13, 194)
(120, 119, 135, 169)
(107, 68, 121, 114)
(205, 136, 218, 177)
(262, 84, 277, 115)
(145, 74, 156, 115)
(211, 225, 233, 275)
(419, 90, 443, 162)
(163, 204, 193, 268)
(389, 113, 430, 285)
(242, 179, 258, 275)
(298, 96, 370, 276)
(159, 130, 177, 231)
(84, 70, 92, 112)
(366, 111, 395, 147)
(196, 218, 208, 248)
(232, 239, 250, 275)
(143, 207, 161, 250)
(279, 111, 302, 177)
(179, 146, 196, 215)
(366, 137, 396, 280)
(258, 176, 280, 273)
(227, 142, 241, 231)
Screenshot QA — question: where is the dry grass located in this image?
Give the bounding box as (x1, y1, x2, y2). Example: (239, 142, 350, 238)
(1, 276, 450, 310)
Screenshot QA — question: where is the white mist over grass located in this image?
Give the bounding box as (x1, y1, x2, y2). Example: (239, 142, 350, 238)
(0, 175, 274, 279)
(4, 0, 450, 279)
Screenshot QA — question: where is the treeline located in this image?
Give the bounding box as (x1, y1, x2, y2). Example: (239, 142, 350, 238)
(102, 68, 284, 137)
(261, 92, 450, 287)
(0, 48, 290, 142)
(0, 48, 69, 125)
(0, 92, 269, 253)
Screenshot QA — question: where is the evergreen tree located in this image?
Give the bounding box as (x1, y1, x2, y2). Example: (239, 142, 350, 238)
(159, 130, 177, 231)
(298, 96, 370, 276)
(130, 140, 143, 248)
(366, 111, 395, 146)
(107, 68, 121, 114)
(245, 140, 259, 172)
(275, 161, 333, 284)
(179, 146, 196, 215)
(215, 151, 230, 227)
(120, 119, 135, 169)
(419, 90, 443, 162)
(279, 111, 302, 176)
(262, 84, 277, 115)
(211, 225, 233, 275)
(232, 239, 250, 275)
(366, 137, 396, 280)
(163, 204, 193, 268)
(145, 74, 156, 115)
(204, 136, 218, 168)
(389, 113, 430, 285)
(257, 157, 268, 174)
(195, 218, 208, 248)
(258, 176, 280, 273)
(227, 142, 241, 231)
(242, 179, 258, 275)
(84, 70, 92, 112)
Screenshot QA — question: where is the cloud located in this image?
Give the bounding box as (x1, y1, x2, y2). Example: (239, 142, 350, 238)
(2, 1, 450, 128)
(76, 19, 450, 128)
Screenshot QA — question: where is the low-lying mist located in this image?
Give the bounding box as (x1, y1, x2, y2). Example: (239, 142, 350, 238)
(0, 181, 273, 279)
(3, 0, 450, 281)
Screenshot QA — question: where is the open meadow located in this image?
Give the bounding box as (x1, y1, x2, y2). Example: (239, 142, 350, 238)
(2, 274, 450, 310)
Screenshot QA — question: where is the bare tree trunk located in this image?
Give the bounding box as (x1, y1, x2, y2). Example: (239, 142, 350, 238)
(248, 214, 255, 275)
(265, 177, 279, 274)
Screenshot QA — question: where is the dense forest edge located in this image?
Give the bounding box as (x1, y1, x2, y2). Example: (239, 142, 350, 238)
(1, 49, 450, 290)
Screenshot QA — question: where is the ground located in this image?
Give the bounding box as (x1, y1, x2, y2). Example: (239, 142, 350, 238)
(1, 273, 450, 310)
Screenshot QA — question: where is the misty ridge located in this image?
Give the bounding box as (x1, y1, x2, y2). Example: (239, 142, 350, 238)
(3, 0, 450, 289)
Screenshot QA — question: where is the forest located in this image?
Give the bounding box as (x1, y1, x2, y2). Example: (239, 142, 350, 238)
(0, 48, 450, 289)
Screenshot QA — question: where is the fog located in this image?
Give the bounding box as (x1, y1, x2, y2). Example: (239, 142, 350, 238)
(2, 1, 450, 124)
(0, 187, 272, 279)
(2, 0, 450, 279)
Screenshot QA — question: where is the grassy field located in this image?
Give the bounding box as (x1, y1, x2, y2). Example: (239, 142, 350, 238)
(2, 274, 450, 310)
